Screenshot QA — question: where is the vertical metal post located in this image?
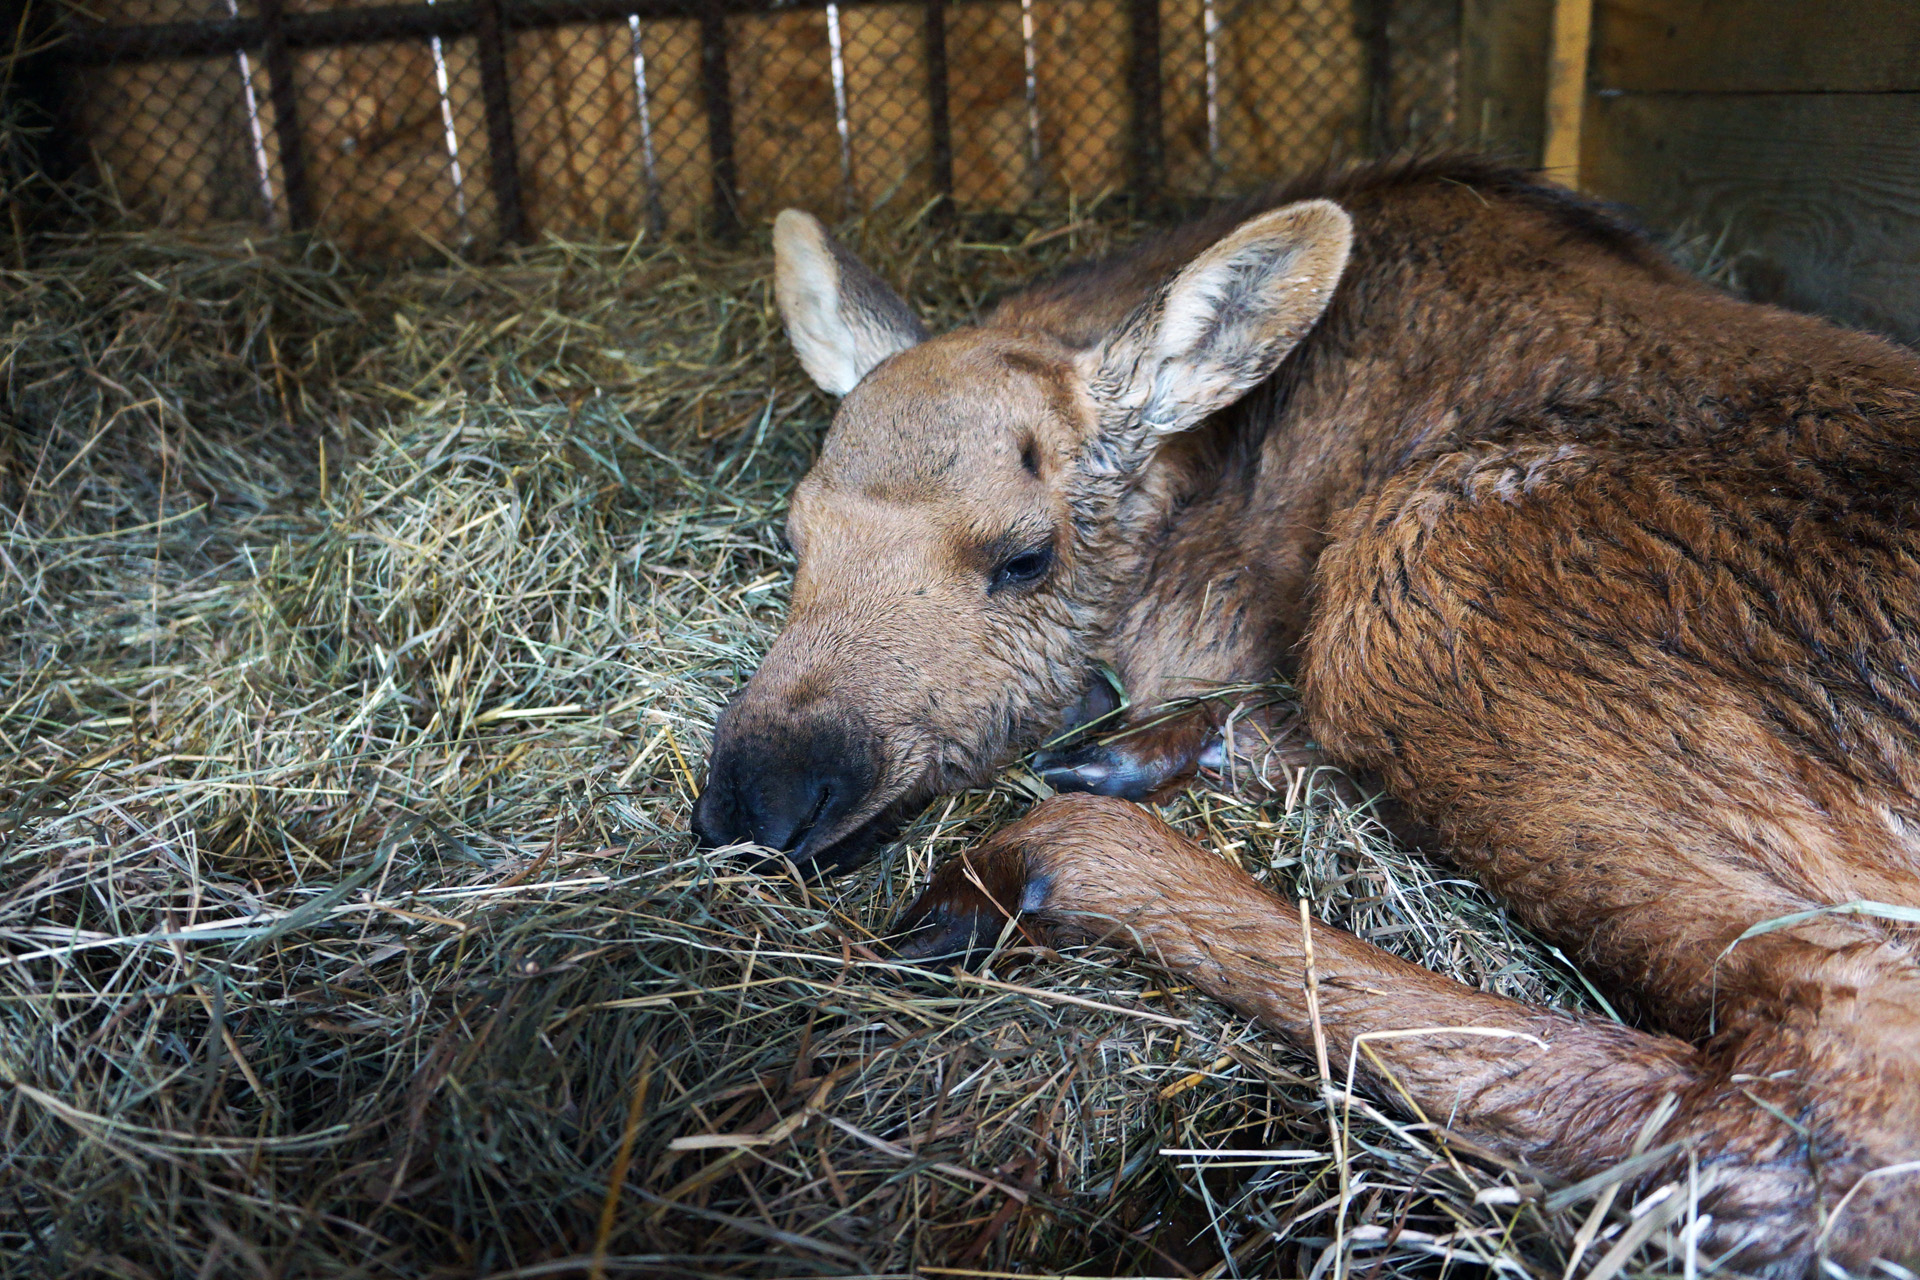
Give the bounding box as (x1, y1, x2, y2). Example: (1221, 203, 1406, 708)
(924, 0, 953, 217)
(627, 15, 665, 238)
(474, 0, 527, 243)
(699, 8, 740, 238)
(256, 0, 313, 230)
(0, 0, 66, 261)
(1126, 0, 1162, 202)
(1357, 0, 1393, 155)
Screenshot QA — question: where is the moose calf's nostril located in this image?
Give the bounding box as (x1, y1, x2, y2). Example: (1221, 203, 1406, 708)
(689, 786, 731, 849)
(752, 778, 837, 852)
(694, 766, 840, 853)
(691, 712, 883, 863)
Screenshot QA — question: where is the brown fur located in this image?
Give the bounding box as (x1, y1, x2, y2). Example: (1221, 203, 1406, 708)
(698, 157, 1920, 1271)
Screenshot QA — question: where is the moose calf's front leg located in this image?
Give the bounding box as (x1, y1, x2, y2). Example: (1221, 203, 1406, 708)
(896, 794, 1919, 1272)
(897, 795, 1695, 1156)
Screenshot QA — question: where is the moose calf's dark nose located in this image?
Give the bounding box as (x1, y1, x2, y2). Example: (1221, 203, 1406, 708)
(691, 714, 880, 858)
(692, 767, 839, 852)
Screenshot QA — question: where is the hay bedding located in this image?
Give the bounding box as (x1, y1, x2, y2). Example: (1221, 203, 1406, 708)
(0, 208, 1691, 1279)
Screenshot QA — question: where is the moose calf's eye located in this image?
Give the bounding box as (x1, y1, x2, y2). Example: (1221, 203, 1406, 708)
(990, 545, 1054, 594)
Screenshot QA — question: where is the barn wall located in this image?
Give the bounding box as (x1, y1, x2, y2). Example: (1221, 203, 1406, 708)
(1454, 0, 1550, 166)
(1579, 0, 1920, 346)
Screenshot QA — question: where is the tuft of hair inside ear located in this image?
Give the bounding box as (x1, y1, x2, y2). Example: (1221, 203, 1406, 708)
(1089, 198, 1353, 444)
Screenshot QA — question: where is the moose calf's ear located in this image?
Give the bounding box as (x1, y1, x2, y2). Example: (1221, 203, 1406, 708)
(1087, 198, 1353, 439)
(773, 210, 929, 396)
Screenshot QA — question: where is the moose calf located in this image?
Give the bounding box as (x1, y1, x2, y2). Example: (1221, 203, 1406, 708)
(692, 157, 1920, 1272)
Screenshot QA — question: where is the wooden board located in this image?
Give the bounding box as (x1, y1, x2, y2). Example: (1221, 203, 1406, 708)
(1033, 0, 1128, 199)
(294, 37, 495, 256)
(73, 57, 266, 227)
(1593, 0, 1920, 94)
(1583, 92, 1920, 346)
(1157, 0, 1380, 195)
(273, 0, 495, 253)
(1541, 0, 1591, 184)
(635, 18, 712, 236)
(946, 0, 1034, 209)
(1455, 0, 1551, 164)
(840, 1, 932, 214)
(1382, 0, 1460, 146)
(727, 9, 844, 220)
(510, 21, 645, 241)
(1211, 0, 1363, 184)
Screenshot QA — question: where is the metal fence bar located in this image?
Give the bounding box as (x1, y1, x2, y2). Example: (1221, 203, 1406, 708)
(474, 0, 528, 242)
(48, 0, 1460, 257)
(1358, 0, 1393, 154)
(57, 0, 853, 64)
(1126, 0, 1160, 200)
(698, 7, 739, 237)
(924, 0, 951, 213)
(256, 0, 313, 229)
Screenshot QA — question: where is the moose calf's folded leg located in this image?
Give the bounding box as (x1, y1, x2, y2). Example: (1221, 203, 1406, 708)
(1032, 427, 1332, 801)
(1036, 701, 1318, 801)
(896, 794, 1920, 1273)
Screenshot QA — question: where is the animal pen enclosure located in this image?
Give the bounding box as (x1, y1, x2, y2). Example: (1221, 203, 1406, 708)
(6, 2, 1920, 1278)
(50, 0, 1461, 254)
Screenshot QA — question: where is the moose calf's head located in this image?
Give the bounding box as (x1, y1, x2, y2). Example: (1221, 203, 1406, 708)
(691, 200, 1353, 871)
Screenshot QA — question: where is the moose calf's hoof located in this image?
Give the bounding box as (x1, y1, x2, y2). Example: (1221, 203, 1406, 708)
(892, 793, 1184, 965)
(892, 837, 1044, 966)
(1032, 741, 1189, 800)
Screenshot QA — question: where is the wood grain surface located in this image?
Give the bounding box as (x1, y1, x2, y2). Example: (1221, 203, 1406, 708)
(1585, 92, 1920, 345)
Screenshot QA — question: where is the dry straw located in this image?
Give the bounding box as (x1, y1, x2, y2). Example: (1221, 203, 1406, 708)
(2, 201, 1696, 1277)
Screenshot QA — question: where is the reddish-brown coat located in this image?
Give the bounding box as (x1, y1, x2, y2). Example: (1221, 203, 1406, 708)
(707, 158, 1920, 1271)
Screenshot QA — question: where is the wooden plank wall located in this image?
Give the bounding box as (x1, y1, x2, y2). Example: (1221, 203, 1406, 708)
(73, 57, 267, 226)
(946, 0, 1033, 209)
(729, 9, 844, 218)
(273, 0, 494, 255)
(1158, 0, 1369, 197)
(1158, 0, 1211, 194)
(1454, 0, 1550, 165)
(1212, 0, 1363, 188)
(1580, 0, 1920, 346)
(511, 22, 647, 240)
(1033, 0, 1128, 200)
(296, 38, 497, 255)
(68, 0, 273, 227)
(635, 19, 713, 236)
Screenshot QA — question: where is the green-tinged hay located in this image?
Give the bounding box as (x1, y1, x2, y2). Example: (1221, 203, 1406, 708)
(2, 212, 1699, 1279)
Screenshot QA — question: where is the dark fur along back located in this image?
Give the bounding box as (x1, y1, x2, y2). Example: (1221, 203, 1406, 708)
(996, 154, 1674, 346)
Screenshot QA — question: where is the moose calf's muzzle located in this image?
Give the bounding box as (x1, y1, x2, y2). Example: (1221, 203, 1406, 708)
(690, 703, 888, 871)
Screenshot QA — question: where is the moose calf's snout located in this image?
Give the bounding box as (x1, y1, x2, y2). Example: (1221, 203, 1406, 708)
(691, 708, 883, 861)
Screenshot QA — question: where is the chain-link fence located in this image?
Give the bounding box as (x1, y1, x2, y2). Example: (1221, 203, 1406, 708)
(47, 0, 1460, 258)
